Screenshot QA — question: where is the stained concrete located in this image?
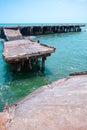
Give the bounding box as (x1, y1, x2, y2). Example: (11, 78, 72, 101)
(0, 75, 87, 130)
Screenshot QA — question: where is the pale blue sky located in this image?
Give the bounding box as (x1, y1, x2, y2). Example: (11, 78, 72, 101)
(0, 0, 87, 23)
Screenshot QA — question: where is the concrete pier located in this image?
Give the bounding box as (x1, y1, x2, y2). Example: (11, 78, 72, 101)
(2, 28, 55, 73)
(0, 24, 85, 39)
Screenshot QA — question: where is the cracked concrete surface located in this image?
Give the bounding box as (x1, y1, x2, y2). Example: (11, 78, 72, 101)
(0, 75, 87, 130)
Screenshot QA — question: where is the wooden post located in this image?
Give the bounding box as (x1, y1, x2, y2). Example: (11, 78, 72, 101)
(36, 58, 40, 71)
(41, 57, 46, 72)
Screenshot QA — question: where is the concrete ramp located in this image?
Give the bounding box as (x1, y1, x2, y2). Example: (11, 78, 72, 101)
(3, 28, 23, 41)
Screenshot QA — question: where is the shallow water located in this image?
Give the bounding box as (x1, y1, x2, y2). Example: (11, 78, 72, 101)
(0, 24, 87, 111)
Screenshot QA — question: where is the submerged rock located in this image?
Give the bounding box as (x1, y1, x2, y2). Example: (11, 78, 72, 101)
(0, 75, 87, 130)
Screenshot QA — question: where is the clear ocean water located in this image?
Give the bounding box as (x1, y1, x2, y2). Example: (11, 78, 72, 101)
(0, 23, 87, 111)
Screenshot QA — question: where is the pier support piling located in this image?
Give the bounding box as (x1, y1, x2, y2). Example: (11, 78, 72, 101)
(36, 58, 40, 71)
(29, 59, 32, 70)
(41, 57, 46, 73)
(17, 62, 22, 72)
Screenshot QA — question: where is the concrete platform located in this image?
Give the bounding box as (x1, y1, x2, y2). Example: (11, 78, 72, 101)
(0, 75, 87, 130)
(3, 39, 55, 63)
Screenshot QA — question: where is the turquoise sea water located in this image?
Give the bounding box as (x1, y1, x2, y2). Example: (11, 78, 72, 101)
(0, 23, 87, 111)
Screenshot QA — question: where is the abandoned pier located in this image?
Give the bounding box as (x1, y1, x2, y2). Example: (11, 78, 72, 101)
(0, 24, 85, 38)
(0, 24, 85, 73)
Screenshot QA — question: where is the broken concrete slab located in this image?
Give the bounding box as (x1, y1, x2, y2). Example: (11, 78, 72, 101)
(0, 75, 87, 130)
